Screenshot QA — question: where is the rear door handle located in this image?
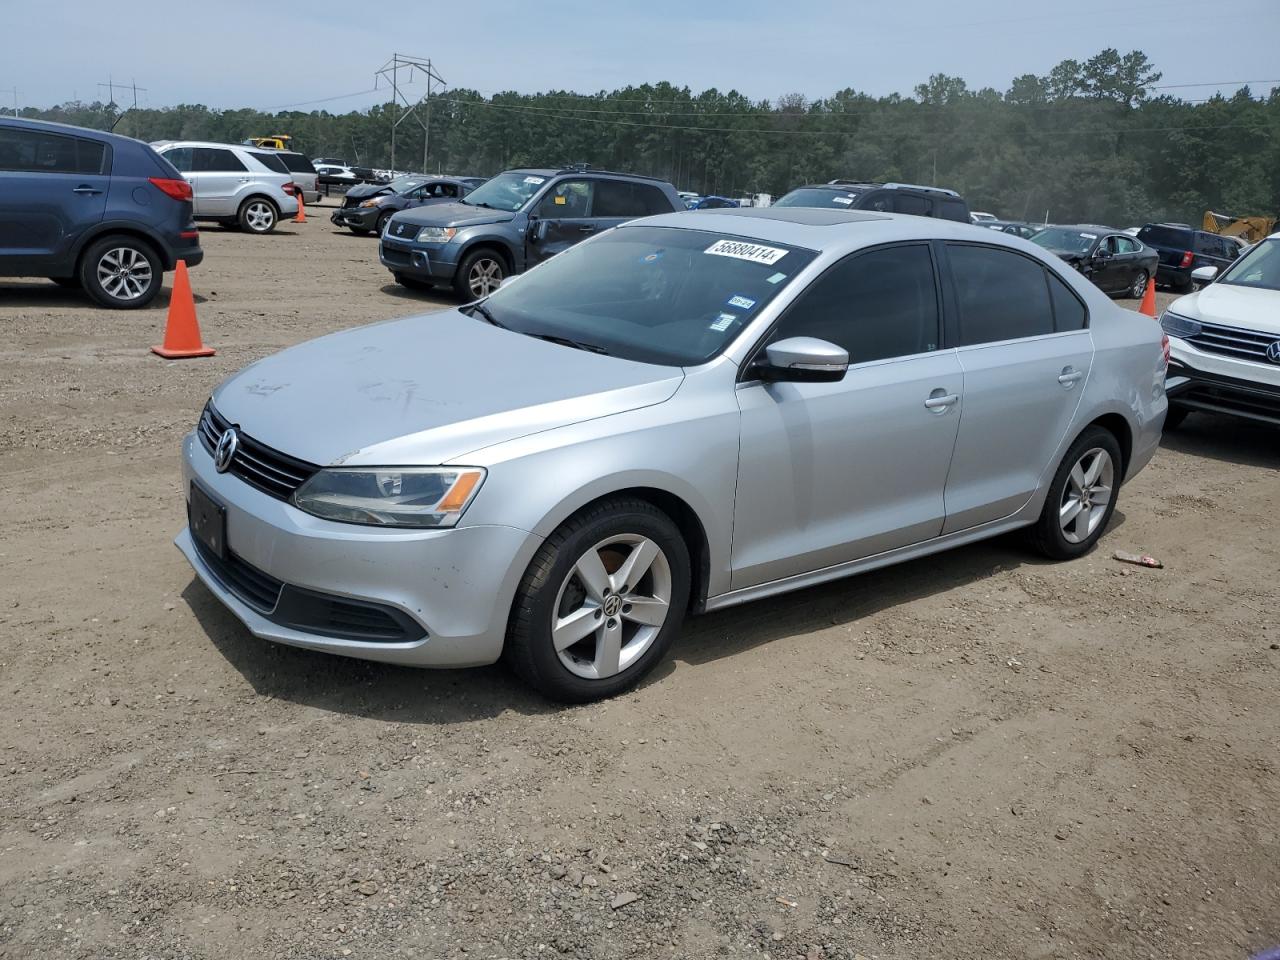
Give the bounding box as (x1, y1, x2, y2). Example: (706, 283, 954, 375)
(1058, 368, 1085, 387)
(924, 393, 959, 410)
(72, 185, 102, 195)
(578, 225, 596, 234)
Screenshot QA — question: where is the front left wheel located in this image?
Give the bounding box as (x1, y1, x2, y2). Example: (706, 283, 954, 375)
(504, 498, 691, 702)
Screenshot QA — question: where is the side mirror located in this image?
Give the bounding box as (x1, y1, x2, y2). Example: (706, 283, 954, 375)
(757, 337, 849, 384)
(1191, 265, 1218, 283)
(1093, 247, 1112, 260)
(529, 219, 548, 244)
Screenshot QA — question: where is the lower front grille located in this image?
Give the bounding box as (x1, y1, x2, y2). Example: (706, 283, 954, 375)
(193, 538, 284, 613)
(380, 244, 412, 267)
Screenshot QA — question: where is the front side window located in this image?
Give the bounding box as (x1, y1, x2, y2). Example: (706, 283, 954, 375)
(948, 244, 1055, 345)
(1217, 238, 1280, 292)
(773, 244, 940, 364)
(191, 148, 247, 173)
(478, 225, 817, 366)
(536, 179, 593, 218)
(460, 171, 549, 212)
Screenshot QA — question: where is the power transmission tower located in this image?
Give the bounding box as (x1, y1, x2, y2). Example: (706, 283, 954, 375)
(374, 54, 444, 174)
(97, 76, 147, 132)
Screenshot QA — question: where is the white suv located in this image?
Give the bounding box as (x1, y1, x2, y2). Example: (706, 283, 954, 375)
(1161, 232, 1280, 428)
(151, 140, 299, 234)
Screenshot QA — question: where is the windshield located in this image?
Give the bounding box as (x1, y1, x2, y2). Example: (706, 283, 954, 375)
(479, 225, 817, 365)
(1217, 238, 1280, 291)
(1031, 227, 1098, 254)
(461, 171, 549, 212)
(774, 187, 862, 209)
(389, 176, 428, 194)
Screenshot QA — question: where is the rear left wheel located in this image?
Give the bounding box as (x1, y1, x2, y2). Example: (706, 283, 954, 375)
(505, 498, 690, 702)
(78, 235, 161, 309)
(237, 197, 278, 234)
(1029, 426, 1122, 561)
(1130, 270, 1149, 300)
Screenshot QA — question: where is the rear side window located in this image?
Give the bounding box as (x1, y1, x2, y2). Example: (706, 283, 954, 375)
(1138, 225, 1191, 248)
(249, 150, 289, 173)
(1047, 271, 1088, 331)
(948, 244, 1054, 345)
(892, 193, 931, 217)
(938, 199, 970, 222)
(591, 180, 673, 218)
(776, 244, 940, 364)
(278, 152, 316, 174)
(0, 128, 107, 174)
(191, 148, 247, 172)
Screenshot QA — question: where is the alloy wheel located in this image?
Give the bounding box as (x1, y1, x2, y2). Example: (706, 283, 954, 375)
(551, 534, 672, 681)
(1059, 447, 1114, 544)
(95, 247, 153, 301)
(1131, 272, 1147, 299)
(467, 258, 504, 298)
(245, 201, 275, 232)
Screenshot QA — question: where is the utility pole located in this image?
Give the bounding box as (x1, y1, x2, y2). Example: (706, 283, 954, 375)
(374, 54, 444, 174)
(97, 76, 147, 132)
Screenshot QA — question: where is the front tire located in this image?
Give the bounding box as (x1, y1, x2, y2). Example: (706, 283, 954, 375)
(504, 498, 691, 703)
(237, 197, 279, 234)
(453, 248, 506, 300)
(1028, 426, 1122, 561)
(78, 235, 162, 309)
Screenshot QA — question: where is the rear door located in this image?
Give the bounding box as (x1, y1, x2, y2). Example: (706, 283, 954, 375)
(0, 125, 109, 271)
(191, 147, 250, 216)
(526, 178, 596, 267)
(939, 243, 1094, 533)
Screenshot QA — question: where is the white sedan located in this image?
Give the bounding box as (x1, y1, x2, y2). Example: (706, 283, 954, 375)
(1161, 233, 1280, 428)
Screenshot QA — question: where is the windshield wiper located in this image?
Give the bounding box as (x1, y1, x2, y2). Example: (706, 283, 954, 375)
(527, 333, 611, 356)
(468, 301, 506, 328)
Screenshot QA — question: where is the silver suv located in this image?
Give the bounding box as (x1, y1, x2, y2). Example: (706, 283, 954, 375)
(151, 140, 299, 233)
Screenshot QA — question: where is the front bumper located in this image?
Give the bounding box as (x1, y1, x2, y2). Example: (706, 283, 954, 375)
(1166, 338, 1280, 426)
(176, 432, 542, 667)
(379, 236, 458, 282)
(330, 206, 379, 230)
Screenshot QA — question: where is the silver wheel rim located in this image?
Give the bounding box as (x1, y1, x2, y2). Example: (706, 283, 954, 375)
(1059, 447, 1114, 544)
(95, 247, 153, 301)
(467, 258, 503, 298)
(1132, 273, 1146, 298)
(552, 534, 672, 681)
(245, 201, 274, 231)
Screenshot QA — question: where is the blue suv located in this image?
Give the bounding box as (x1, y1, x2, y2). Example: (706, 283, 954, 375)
(0, 118, 203, 309)
(380, 167, 683, 299)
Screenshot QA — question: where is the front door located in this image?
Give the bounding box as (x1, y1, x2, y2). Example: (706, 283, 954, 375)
(526, 178, 596, 268)
(939, 243, 1094, 532)
(732, 243, 962, 589)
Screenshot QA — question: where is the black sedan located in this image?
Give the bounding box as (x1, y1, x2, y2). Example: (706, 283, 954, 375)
(1030, 225, 1160, 300)
(982, 220, 1039, 240)
(331, 176, 478, 236)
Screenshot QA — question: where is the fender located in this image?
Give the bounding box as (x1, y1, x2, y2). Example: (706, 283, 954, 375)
(68, 219, 177, 270)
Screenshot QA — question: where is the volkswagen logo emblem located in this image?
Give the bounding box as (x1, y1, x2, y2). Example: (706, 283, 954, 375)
(602, 594, 623, 618)
(213, 428, 239, 473)
(1267, 341, 1280, 364)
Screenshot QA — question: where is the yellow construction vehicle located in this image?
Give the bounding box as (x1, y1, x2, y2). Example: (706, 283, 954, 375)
(248, 135, 292, 150)
(1203, 210, 1276, 245)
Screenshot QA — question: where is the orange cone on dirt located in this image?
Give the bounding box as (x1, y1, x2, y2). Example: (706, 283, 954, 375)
(1139, 276, 1157, 318)
(294, 191, 306, 223)
(151, 260, 215, 359)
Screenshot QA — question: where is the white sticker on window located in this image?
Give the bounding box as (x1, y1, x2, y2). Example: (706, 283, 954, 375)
(727, 295, 756, 310)
(704, 239, 789, 265)
(1080, 232, 1097, 239)
(765, 272, 786, 284)
(523, 176, 546, 185)
(832, 196, 854, 205)
(710, 313, 736, 332)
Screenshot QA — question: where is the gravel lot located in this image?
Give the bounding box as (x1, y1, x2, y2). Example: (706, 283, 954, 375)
(1, 207, 1277, 960)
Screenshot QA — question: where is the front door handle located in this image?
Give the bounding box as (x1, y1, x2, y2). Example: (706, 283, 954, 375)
(924, 392, 959, 410)
(72, 185, 102, 195)
(238, 177, 252, 183)
(1058, 367, 1085, 388)
(578, 225, 596, 234)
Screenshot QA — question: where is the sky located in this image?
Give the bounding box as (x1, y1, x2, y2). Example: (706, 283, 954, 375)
(5, 0, 1280, 111)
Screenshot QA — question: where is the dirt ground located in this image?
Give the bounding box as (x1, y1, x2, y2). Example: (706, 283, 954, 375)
(1, 207, 1277, 960)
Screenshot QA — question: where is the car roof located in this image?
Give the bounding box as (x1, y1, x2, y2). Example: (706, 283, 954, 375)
(151, 139, 259, 151)
(1054, 224, 1119, 233)
(629, 207, 1021, 255)
(2, 116, 138, 146)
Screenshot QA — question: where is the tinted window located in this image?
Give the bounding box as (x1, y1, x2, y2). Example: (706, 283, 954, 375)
(948, 244, 1054, 344)
(277, 152, 316, 174)
(162, 146, 193, 172)
(1137, 225, 1192, 248)
(0, 128, 106, 174)
(892, 193, 931, 217)
(192, 148, 247, 172)
(863, 191, 891, 212)
(938, 199, 970, 223)
(774, 187, 862, 209)
(250, 150, 289, 173)
(536, 178, 593, 218)
(591, 180, 671, 218)
(776, 244, 940, 364)
(1047, 270, 1088, 331)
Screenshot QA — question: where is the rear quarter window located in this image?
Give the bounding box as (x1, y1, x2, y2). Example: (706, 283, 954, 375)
(1138, 225, 1191, 248)
(249, 150, 290, 174)
(278, 152, 316, 174)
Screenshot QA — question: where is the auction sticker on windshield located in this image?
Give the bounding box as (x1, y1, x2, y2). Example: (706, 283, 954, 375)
(524, 176, 546, 185)
(705, 239, 789, 265)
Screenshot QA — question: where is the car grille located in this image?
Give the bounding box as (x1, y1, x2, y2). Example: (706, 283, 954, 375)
(197, 403, 319, 501)
(342, 195, 363, 209)
(380, 243, 412, 267)
(1186, 320, 1280, 364)
(193, 537, 285, 613)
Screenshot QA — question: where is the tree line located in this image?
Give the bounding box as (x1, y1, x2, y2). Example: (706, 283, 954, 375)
(21, 48, 1280, 228)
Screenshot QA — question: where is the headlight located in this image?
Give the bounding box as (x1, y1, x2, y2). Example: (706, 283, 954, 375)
(416, 226, 457, 243)
(359, 196, 388, 208)
(293, 467, 485, 528)
(1159, 310, 1201, 339)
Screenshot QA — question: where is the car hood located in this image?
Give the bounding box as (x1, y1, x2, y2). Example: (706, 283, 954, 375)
(343, 182, 394, 200)
(390, 201, 516, 229)
(211, 311, 684, 467)
(1172, 282, 1280, 334)
(1045, 248, 1086, 263)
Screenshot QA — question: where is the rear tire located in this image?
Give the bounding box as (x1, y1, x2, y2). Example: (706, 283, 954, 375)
(1028, 426, 1122, 561)
(237, 197, 279, 234)
(504, 498, 690, 703)
(78, 235, 162, 309)
(1129, 270, 1149, 300)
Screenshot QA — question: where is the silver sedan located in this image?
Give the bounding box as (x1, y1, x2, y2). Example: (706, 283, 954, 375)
(176, 208, 1168, 701)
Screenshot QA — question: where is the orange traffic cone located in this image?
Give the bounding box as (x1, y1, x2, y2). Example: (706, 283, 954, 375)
(151, 261, 215, 359)
(294, 191, 306, 223)
(1139, 276, 1157, 318)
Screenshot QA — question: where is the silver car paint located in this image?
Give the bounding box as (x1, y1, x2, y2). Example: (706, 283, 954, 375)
(178, 209, 1166, 667)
